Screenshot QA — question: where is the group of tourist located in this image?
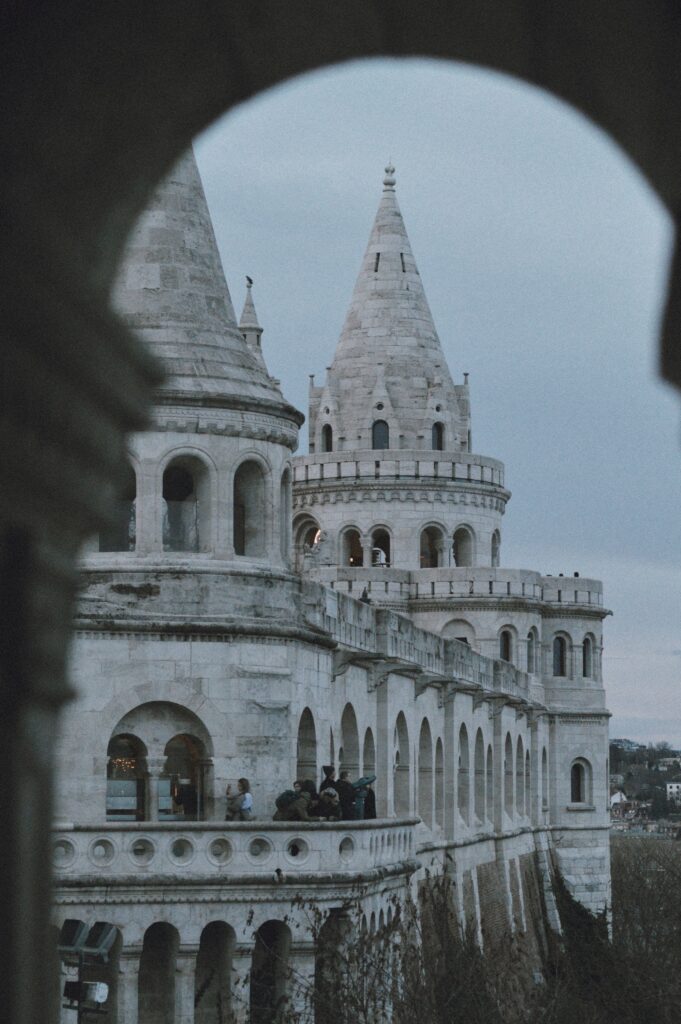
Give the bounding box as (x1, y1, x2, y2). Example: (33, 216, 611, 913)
(223, 767, 377, 822)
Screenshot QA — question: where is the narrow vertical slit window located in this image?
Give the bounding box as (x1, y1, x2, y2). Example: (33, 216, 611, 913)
(400, 252, 406, 272)
(374, 252, 380, 272)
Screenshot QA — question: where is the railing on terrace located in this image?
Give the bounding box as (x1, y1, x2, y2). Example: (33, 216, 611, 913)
(293, 450, 506, 489)
(52, 819, 419, 880)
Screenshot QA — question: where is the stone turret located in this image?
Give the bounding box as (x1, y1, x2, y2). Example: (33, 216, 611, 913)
(309, 165, 470, 453)
(239, 276, 268, 373)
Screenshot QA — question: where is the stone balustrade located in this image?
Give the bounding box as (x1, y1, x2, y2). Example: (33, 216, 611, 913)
(52, 818, 420, 881)
(293, 450, 506, 489)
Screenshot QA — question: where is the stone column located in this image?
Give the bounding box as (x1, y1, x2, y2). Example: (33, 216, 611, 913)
(288, 940, 316, 1023)
(231, 942, 255, 1024)
(117, 949, 141, 1024)
(145, 755, 166, 822)
(175, 947, 198, 1024)
(493, 705, 504, 833)
(374, 678, 391, 817)
(442, 688, 456, 840)
(361, 533, 373, 568)
(135, 458, 161, 554)
(529, 714, 541, 826)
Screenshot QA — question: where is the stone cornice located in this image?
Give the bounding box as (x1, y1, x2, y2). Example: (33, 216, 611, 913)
(293, 480, 509, 512)
(150, 401, 300, 450)
(72, 616, 337, 649)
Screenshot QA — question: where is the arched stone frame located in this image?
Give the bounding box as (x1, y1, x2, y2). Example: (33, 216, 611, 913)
(159, 445, 217, 554)
(452, 523, 476, 567)
(340, 703, 360, 778)
(435, 737, 445, 828)
(541, 746, 549, 813)
(369, 522, 392, 567)
(526, 627, 540, 674)
(231, 451, 272, 559)
(552, 631, 572, 678)
(393, 711, 410, 816)
(441, 617, 476, 648)
(491, 529, 501, 567)
(279, 465, 292, 563)
(582, 632, 595, 678)
(457, 723, 470, 825)
(98, 457, 138, 553)
(498, 624, 517, 664)
(431, 421, 445, 451)
(474, 728, 485, 824)
(338, 523, 364, 567)
(515, 736, 525, 817)
(418, 520, 447, 568)
(320, 422, 333, 453)
(292, 511, 322, 572)
(362, 727, 376, 777)
(106, 732, 148, 821)
(296, 707, 317, 783)
(524, 749, 531, 818)
(504, 733, 514, 818)
(485, 744, 494, 823)
(195, 922, 236, 1024)
(162, 732, 206, 820)
(139, 922, 180, 1024)
(315, 909, 353, 1021)
(371, 418, 390, 450)
(250, 920, 292, 1024)
(417, 717, 433, 827)
(570, 757, 593, 805)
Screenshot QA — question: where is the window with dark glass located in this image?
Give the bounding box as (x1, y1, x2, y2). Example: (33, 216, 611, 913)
(431, 422, 444, 450)
(372, 420, 389, 449)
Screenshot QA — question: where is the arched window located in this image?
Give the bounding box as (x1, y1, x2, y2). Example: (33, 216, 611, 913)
(491, 530, 500, 567)
(393, 712, 410, 815)
(341, 527, 363, 566)
(553, 635, 567, 676)
(570, 759, 592, 804)
(582, 636, 593, 678)
(525, 750, 531, 818)
(504, 734, 514, 817)
(418, 719, 433, 827)
(372, 420, 389, 450)
(340, 704, 359, 778)
(499, 629, 513, 663)
(139, 923, 179, 1024)
(233, 460, 266, 557)
(441, 618, 476, 647)
(419, 525, 444, 568)
(452, 526, 474, 567)
(163, 457, 210, 552)
(293, 514, 320, 572)
(99, 462, 136, 552)
(321, 424, 333, 453)
(435, 738, 444, 828)
(280, 468, 291, 561)
(474, 729, 485, 823)
(250, 921, 291, 1024)
(371, 528, 390, 566)
(106, 734, 147, 821)
(457, 724, 470, 825)
(296, 708, 317, 783)
(363, 728, 376, 777)
(195, 923, 235, 1024)
(162, 733, 205, 821)
(515, 737, 524, 815)
(526, 629, 537, 673)
(486, 745, 494, 821)
(431, 422, 444, 450)
(542, 747, 549, 812)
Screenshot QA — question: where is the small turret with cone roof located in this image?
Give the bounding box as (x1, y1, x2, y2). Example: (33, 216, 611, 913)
(239, 276, 268, 373)
(309, 163, 470, 454)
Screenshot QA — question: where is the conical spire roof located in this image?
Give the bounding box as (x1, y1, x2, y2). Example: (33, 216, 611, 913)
(239, 277, 261, 330)
(323, 165, 461, 448)
(114, 150, 300, 420)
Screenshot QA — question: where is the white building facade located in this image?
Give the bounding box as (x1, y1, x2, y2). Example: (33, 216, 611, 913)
(52, 153, 611, 1024)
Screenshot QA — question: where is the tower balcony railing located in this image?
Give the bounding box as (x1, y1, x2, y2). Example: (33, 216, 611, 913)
(51, 818, 420, 883)
(306, 566, 603, 608)
(293, 449, 506, 490)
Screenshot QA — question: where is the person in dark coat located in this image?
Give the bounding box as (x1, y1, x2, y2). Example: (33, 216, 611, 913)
(335, 770, 356, 820)
(364, 783, 377, 819)
(319, 765, 336, 793)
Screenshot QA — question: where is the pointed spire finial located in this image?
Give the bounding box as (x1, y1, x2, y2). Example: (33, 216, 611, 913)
(383, 163, 396, 192)
(239, 276, 261, 332)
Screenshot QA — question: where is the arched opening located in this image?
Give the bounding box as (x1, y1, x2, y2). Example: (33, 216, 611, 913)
(293, 514, 321, 571)
(504, 733, 514, 817)
(491, 530, 500, 567)
(525, 750, 531, 818)
(250, 921, 292, 1024)
(553, 635, 568, 676)
(542, 747, 549, 812)
(321, 423, 333, 452)
(418, 718, 433, 827)
(419, 525, 444, 568)
(315, 910, 352, 1023)
(162, 733, 205, 820)
(372, 419, 389, 450)
(452, 526, 474, 567)
(139, 923, 179, 1024)
(362, 727, 376, 777)
(431, 421, 444, 450)
(515, 737, 525, 816)
(435, 738, 444, 827)
(296, 707, 317, 783)
(526, 628, 538, 674)
(474, 729, 485, 823)
(99, 462, 136, 552)
(486, 745, 494, 822)
(457, 724, 470, 825)
(340, 704, 360, 778)
(499, 628, 513, 663)
(341, 527, 363, 566)
(582, 635, 594, 678)
(393, 712, 410, 815)
(279, 468, 291, 561)
(371, 527, 390, 566)
(106, 734, 147, 821)
(233, 459, 267, 557)
(195, 922, 235, 1024)
(441, 618, 476, 647)
(570, 758, 592, 804)
(162, 456, 210, 552)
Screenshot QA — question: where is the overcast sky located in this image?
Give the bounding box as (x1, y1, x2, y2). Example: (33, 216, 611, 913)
(194, 58, 681, 746)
